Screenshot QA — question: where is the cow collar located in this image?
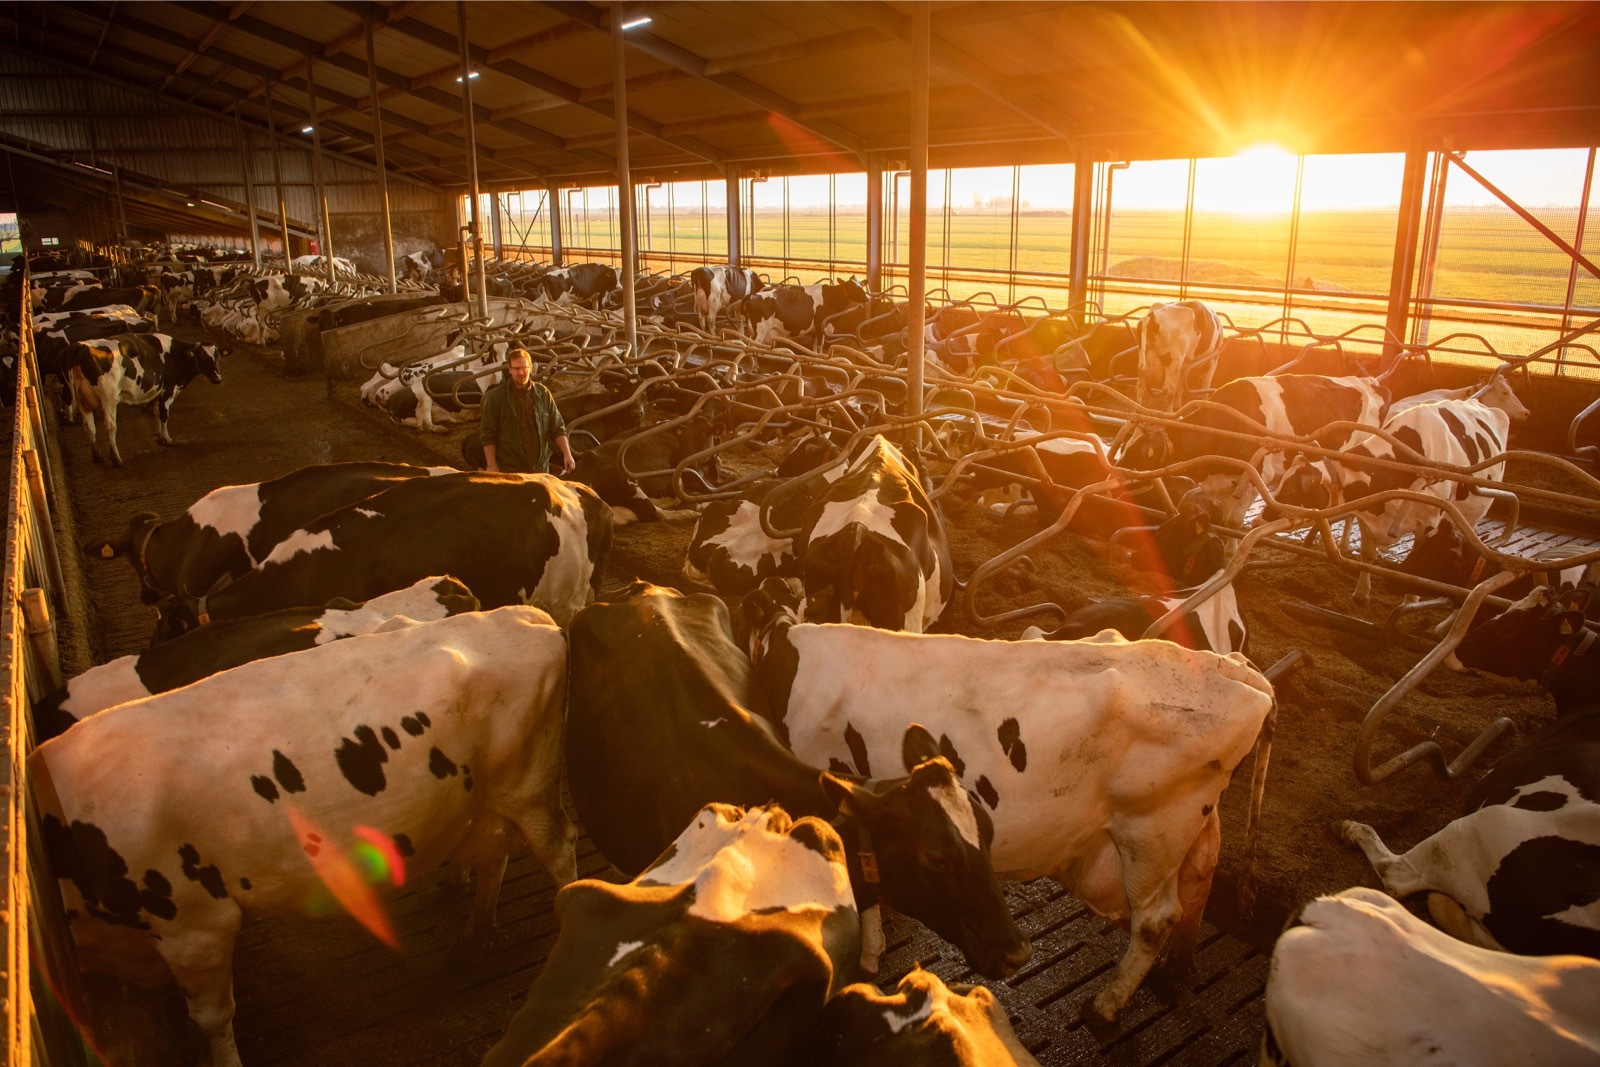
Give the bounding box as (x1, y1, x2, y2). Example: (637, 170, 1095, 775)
(832, 816, 881, 886)
(134, 520, 160, 573)
(195, 594, 211, 628)
(1542, 624, 1596, 690)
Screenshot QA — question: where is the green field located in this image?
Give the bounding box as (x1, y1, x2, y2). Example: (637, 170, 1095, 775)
(501, 204, 1598, 368)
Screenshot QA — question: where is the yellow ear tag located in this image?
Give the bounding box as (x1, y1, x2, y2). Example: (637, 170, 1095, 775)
(100, 545, 115, 558)
(1559, 619, 1575, 635)
(1193, 519, 1206, 534)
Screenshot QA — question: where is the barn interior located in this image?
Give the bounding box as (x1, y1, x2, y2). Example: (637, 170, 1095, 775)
(3, 3, 1600, 1065)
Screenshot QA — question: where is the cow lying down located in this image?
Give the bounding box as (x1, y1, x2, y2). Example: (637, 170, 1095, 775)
(1263, 888, 1600, 1067)
(32, 606, 577, 1067)
(483, 803, 858, 1067)
(34, 576, 478, 740)
(358, 342, 504, 433)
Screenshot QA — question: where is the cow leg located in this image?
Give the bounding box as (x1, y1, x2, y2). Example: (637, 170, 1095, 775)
(1161, 808, 1221, 974)
(859, 903, 885, 975)
(80, 408, 103, 463)
(154, 396, 174, 445)
(155, 909, 244, 1067)
(1336, 820, 1433, 898)
(1089, 875, 1182, 1023)
(103, 402, 124, 466)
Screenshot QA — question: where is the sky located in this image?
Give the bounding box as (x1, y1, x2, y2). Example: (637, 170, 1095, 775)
(626, 147, 1596, 214)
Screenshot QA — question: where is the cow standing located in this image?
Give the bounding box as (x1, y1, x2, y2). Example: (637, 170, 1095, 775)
(564, 583, 1031, 980)
(1135, 300, 1225, 412)
(32, 607, 578, 1067)
(744, 279, 869, 348)
(744, 586, 1277, 1023)
(482, 803, 858, 1067)
(67, 334, 226, 466)
(689, 264, 764, 332)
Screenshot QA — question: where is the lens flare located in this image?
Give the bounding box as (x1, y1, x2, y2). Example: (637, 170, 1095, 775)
(285, 804, 401, 949)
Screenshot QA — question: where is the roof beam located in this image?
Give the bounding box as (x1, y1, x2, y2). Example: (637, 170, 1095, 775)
(851, 2, 1080, 151)
(701, 29, 880, 76)
(544, 0, 868, 162)
(329, 0, 726, 168)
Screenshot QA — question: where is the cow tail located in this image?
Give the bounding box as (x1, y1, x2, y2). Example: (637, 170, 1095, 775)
(1234, 697, 1277, 920)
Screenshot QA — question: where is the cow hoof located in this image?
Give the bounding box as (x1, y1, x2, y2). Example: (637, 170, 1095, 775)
(90, 453, 104, 465)
(1077, 996, 1121, 1031)
(156, 438, 173, 447)
(1333, 819, 1362, 844)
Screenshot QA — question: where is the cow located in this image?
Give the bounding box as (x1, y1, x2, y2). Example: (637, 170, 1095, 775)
(566, 416, 720, 525)
(793, 434, 952, 632)
(66, 334, 226, 466)
(88, 461, 450, 604)
(31, 606, 577, 1067)
(689, 264, 764, 332)
(482, 803, 858, 1067)
(252, 273, 331, 318)
(1274, 397, 1511, 600)
(808, 967, 1040, 1067)
(537, 263, 619, 308)
(1338, 585, 1600, 959)
(153, 471, 612, 639)
(1120, 373, 1390, 535)
(34, 576, 479, 740)
(54, 284, 161, 318)
(565, 582, 1031, 980)
(358, 342, 503, 433)
(1395, 519, 1590, 607)
(1261, 888, 1600, 1067)
(397, 249, 445, 283)
(289, 253, 356, 276)
(744, 279, 869, 348)
(1389, 370, 1531, 422)
(742, 585, 1277, 1023)
(1135, 299, 1225, 412)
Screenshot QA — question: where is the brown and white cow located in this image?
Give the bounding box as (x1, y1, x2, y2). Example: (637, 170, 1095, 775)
(66, 334, 226, 466)
(482, 803, 858, 1067)
(1262, 888, 1600, 1067)
(153, 472, 612, 639)
(744, 588, 1276, 1023)
(1337, 586, 1600, 960)
(32, 606, 577, 1067)
(809, 968, 1040, 1067)
(793, 434, 952, 632)
(1135, 299, 1225, 412)
(565, 583, 1032, 981)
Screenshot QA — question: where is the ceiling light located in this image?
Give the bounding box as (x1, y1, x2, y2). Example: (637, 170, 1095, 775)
(620, 15, 652, 29)
(455, 71, 480, 82)
(302, 125, 314, 133)
(186, 201, 197, 207)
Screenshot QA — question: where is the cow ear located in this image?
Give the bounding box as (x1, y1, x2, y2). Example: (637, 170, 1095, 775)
(85, 538, 121, 560)
(1556, 611, 1584, 636)
(902, 723, 940, 771)
(820, 772, 874, 820)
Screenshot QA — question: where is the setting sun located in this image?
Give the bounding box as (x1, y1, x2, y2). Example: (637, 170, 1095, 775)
(1195, 144, 1301, 215)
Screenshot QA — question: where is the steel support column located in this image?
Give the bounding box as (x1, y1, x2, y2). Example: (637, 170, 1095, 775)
(612, 13, 639, 354)
(458, 1, 489, 318)
(865, 156, 883, 292)
(548, 180, 564, 265)
(305, 58, 337, 287)
(366, 21, 397, 294)
(1384, 147, 1429, 359)
(234, 107, 263, 269)
(725, 165, 741, 268)
(490, 190, 504, 261)
(906, 3, 929, 429)
(1068, 155, 1094, 317)
(262, 81, 292, 260)
(111, 161, 130, 261)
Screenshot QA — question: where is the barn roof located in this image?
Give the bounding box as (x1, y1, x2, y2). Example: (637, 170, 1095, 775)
(2, 1, 1598, 230)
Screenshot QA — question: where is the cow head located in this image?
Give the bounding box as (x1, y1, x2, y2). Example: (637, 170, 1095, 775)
(820, 725, 1031, 979)
(1116, 427, 1171, 471)
(742, 576, 805, 659)
(1446, 586, 1594, 698)
(192, 342, 227, 385)
(810, 967, 1034, 1066)
(1272, 455, 1341, 514)
(149, 595, 208, 645)
(1397, 521, 1479, 587)
(1147, 503, 1225, 587)
(835, 277, 867, 305)
(85, 512, 167, 604)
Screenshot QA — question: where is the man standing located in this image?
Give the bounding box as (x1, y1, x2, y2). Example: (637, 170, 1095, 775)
(479, 348, 576, 475)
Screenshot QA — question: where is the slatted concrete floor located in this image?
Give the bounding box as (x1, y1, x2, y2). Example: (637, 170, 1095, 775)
(54, 344, 1270, 1066)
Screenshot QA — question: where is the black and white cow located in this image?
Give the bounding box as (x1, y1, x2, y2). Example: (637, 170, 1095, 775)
(566, 416, 720, 525)
(794, 435, 952, 632)
(89, 461, 450, 604)
(743, 584, 1277, 1022)
(32, 606, 577, 1067)
(809, 968, 1040, 1067)
(397, 249, 445, 283)
(34, 576, 478, 740)
(689, 264, 764, 332)
(66, 334, 226, 466)
(1262, 888, 1600, 1067)
(537, 263, 619, 308)
(1389, 372, 1531, 422)
(744, 279, 869, 348)
(1135, 299, 1225, 412)
(1396, 519, 1589, 606)
(1338, 586, 1600, 959)
(1121, 373, 1390, 534)
(482, 803, 858, 1067)
(154, 471, 612, 639)
(54, 284, 161, 319)
(565, 582, 1031, 979)
(358, 341, 504, 433)
(1275, 396, 1511, 599)
(252, 273, 332, 318)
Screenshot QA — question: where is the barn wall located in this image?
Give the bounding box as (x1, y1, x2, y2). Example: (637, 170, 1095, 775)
(332, 210, 455, 275)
